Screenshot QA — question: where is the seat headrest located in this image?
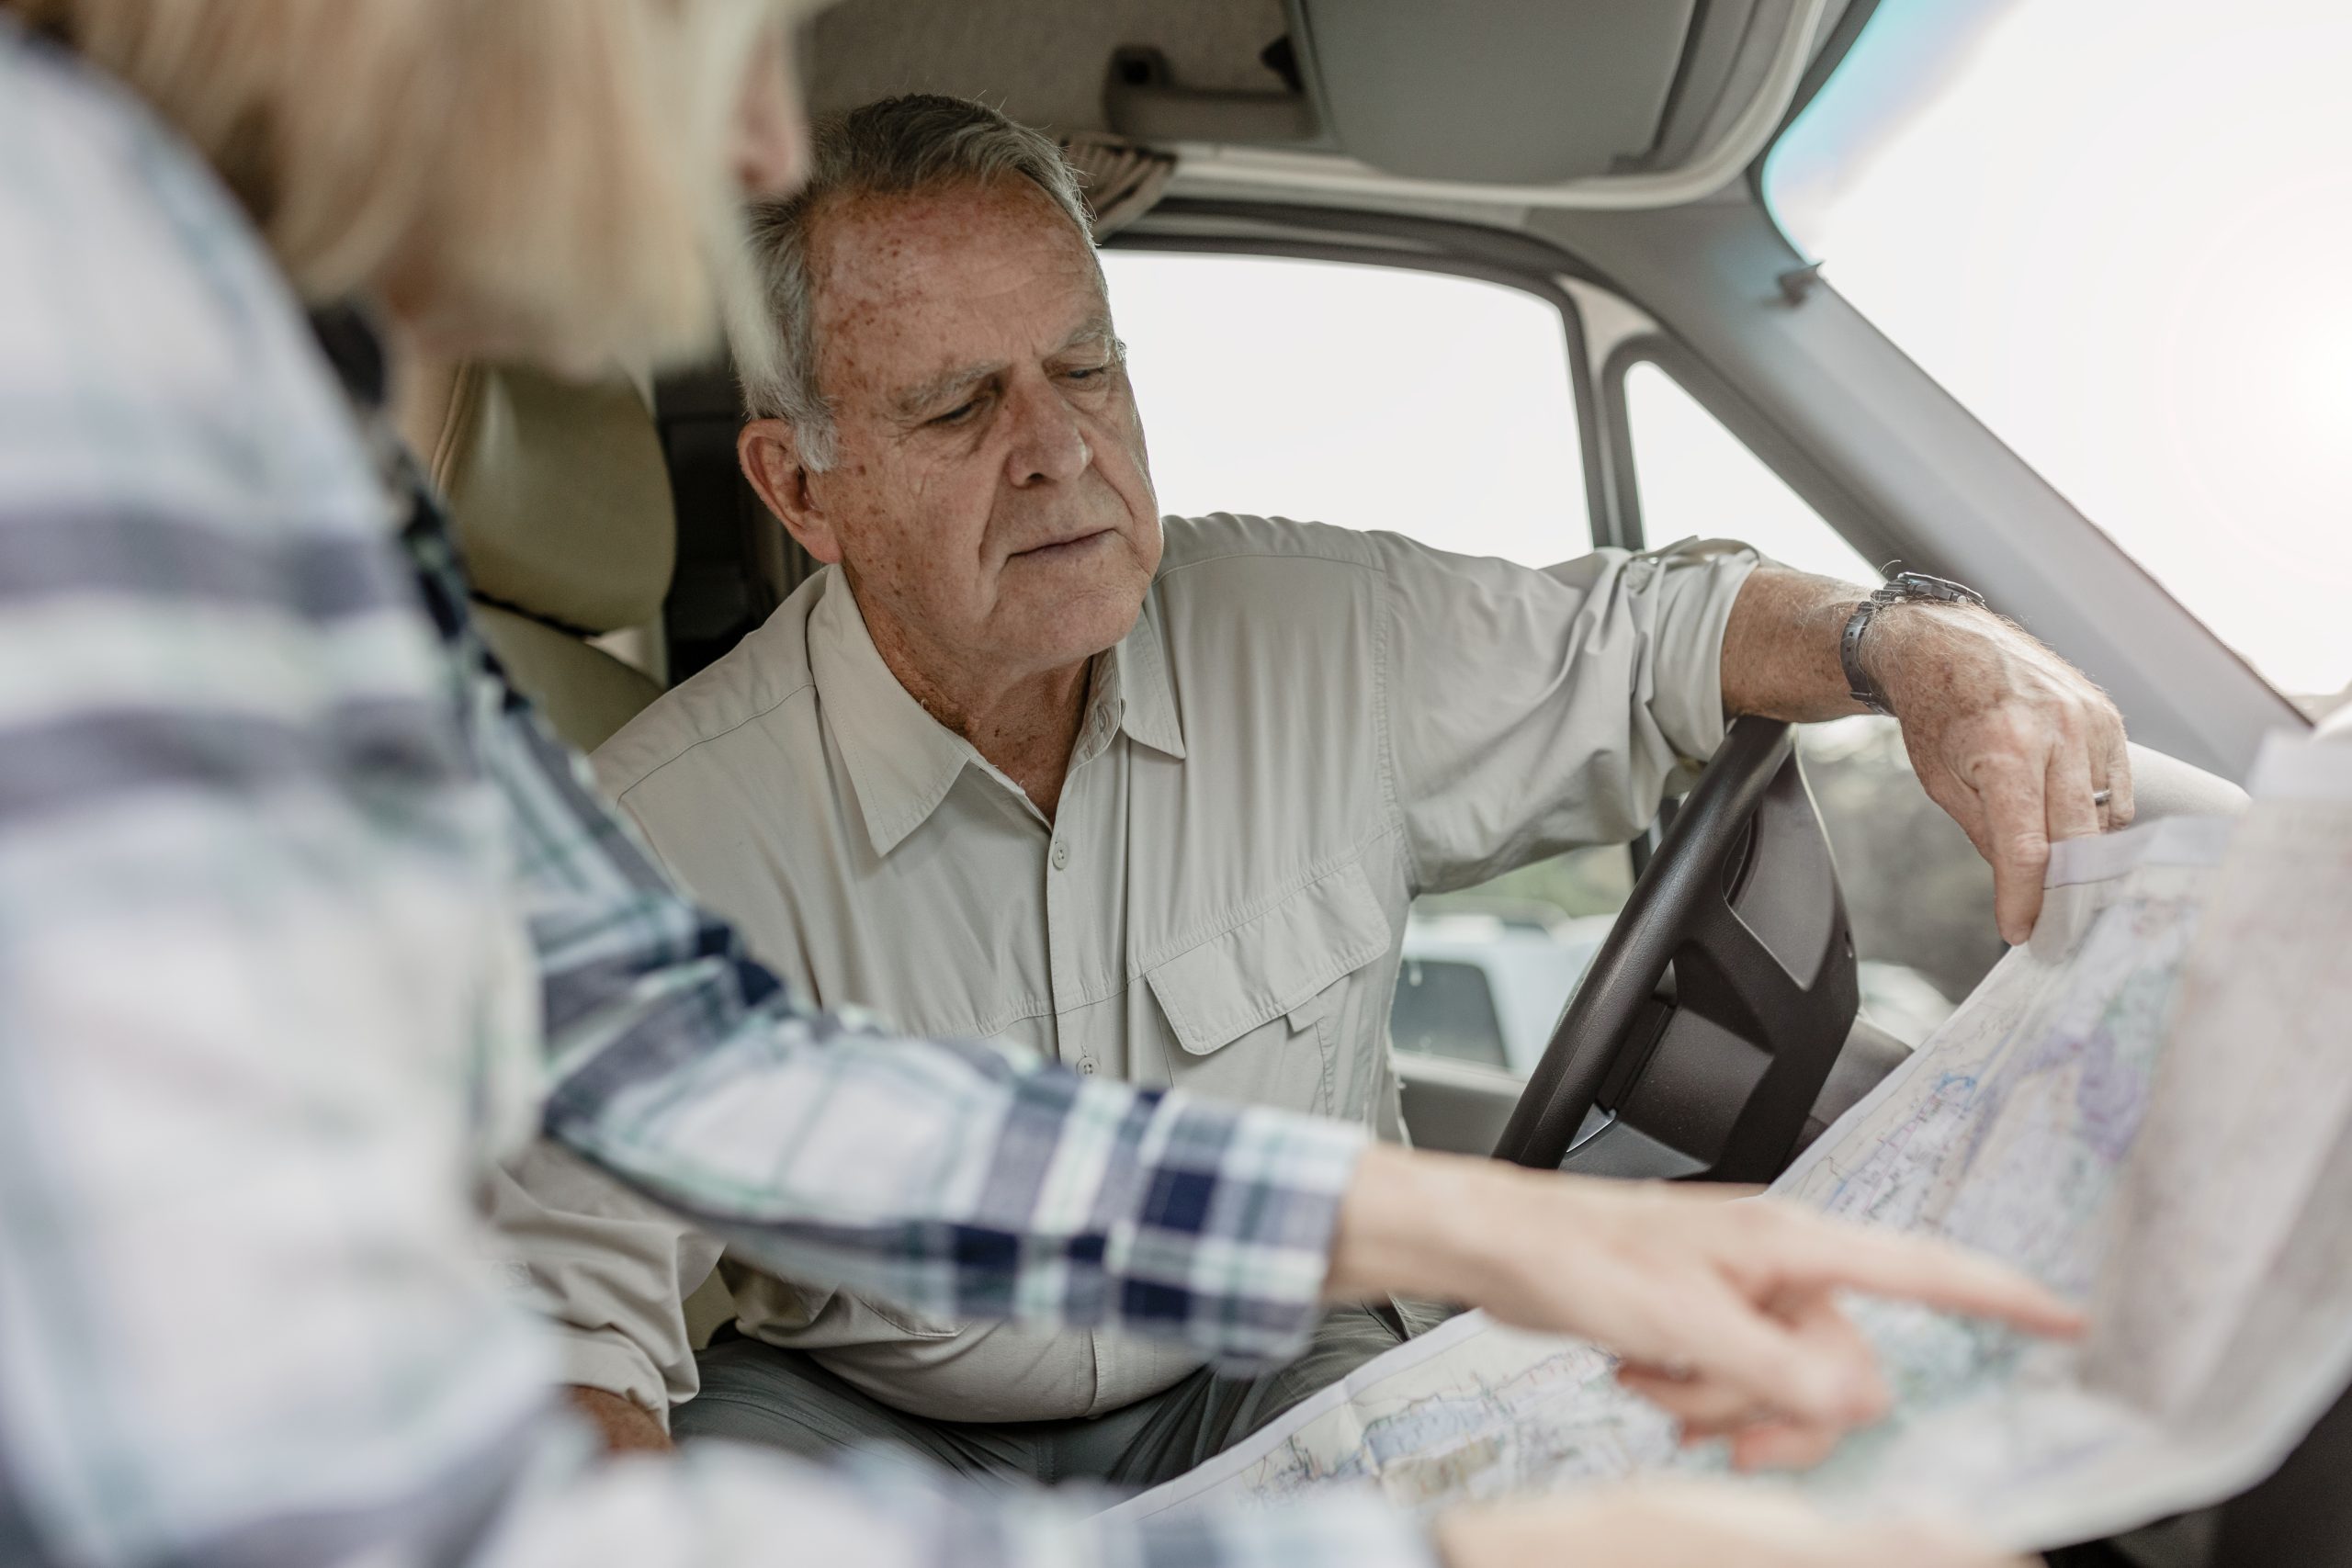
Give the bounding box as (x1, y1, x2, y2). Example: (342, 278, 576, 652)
(397, 361, 676, 635)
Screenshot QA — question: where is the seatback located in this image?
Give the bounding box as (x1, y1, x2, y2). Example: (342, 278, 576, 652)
(396, 361, 752, 1346)
(396, 362, 677, 751)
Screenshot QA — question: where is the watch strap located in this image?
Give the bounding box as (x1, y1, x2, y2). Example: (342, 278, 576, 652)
(1840, 572, 1988, 717)
(1841, 595, 1893, 716)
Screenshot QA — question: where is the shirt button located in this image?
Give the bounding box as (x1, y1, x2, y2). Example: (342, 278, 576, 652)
(1051, 840, 1070, 870)
(1078, 1059, 1097, 1076)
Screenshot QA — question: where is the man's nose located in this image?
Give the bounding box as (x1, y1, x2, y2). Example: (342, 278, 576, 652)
(1002, 379, 1091, 487)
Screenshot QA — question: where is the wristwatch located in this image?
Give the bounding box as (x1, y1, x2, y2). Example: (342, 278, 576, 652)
(1840, 570, 1987, 716)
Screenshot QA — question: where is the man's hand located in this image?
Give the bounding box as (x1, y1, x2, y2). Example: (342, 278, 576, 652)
(1327, 1148, 2080, 1465)
(567, 1385, 674, 1454)
(1865, 599, 2131, 943)
(1720, 566, 2131, 946)
(1434, 1483, 2029, 1568)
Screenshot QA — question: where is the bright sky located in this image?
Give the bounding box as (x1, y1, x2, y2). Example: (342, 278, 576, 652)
(1103, 2, 2348, 703)
(1102, 252, 1883, 588)
(1624, 362, 1877, 583)
(1769, 0, 2352, 702)
(1101, 254, 1593, 567)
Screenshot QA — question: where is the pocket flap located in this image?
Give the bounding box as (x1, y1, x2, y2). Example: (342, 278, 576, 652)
(1147, 860, 1391, 1055)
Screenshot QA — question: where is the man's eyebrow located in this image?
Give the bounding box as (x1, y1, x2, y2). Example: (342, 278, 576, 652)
(887, 316, 1124, 422)
(1057, 315, 1119, 356)
(889, 360, 1002, 420)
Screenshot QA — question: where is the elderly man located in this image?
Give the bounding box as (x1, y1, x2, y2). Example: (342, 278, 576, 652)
(501, 94, 2126, 1483)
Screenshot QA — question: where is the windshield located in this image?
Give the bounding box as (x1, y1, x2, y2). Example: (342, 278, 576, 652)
(1766, 0, 2352, 716)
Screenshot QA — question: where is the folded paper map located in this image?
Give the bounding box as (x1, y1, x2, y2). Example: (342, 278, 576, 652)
(1106, 733, 2352, 1551)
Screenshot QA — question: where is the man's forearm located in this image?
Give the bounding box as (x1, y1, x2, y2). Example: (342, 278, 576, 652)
(1716, 566, 1875, 722)
(1713, 560, 2128, 943)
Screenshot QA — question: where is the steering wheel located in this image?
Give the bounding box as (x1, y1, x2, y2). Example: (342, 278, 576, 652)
(1490, 716, 1865, 1183)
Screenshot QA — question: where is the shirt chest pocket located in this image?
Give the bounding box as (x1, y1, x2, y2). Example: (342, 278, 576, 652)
(1143, 859, 1392, 1119)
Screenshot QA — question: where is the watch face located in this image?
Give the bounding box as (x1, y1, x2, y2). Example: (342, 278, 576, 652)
(1893, 571, 1982, 604)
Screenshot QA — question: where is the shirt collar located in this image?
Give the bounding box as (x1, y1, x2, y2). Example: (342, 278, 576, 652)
(811, 571, 1187, 858)
(1108, 596, 1187, 762)
(809, 573, 978, 857)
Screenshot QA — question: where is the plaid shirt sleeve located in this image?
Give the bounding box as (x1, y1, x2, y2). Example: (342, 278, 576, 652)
(431, 507, 1371, 1365)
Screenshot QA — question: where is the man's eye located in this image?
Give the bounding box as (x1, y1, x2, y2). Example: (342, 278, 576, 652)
(1065, 365, 1107, 383)
(930, 399, 982, 427)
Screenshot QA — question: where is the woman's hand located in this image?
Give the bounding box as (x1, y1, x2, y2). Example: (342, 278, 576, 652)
(1329, 1148, 2081, 1464)
(1434, 1483, 2030, 1568)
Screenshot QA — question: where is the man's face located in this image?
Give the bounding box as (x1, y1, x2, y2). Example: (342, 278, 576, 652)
(789, 179, 1162, 687)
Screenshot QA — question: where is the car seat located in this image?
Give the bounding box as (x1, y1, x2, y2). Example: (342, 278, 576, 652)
(394, 359, 744, 1348)
(395, 361, 675, 751)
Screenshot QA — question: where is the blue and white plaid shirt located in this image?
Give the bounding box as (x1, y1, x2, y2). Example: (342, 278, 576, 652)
(0, 28, 1429, 1568)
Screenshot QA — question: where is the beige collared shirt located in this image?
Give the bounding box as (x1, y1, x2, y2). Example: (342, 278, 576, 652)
(496, 514, 1756, 1424)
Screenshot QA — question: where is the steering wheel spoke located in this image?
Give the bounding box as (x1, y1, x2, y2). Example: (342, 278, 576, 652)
(1679, 899, 1819, 1042)
(1492, 718, 1861, 1182)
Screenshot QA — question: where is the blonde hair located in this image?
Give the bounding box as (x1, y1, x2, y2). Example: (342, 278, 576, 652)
(11, 0, 775, 373)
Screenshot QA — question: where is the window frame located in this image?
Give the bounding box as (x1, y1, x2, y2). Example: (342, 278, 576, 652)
(1601, 333, 1907, 573)
(1102, 225, 1619, 552)
(1104, 205, 1927, 585)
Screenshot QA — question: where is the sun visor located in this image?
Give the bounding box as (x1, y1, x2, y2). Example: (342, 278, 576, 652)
(1292, 0, 1699, 184)
(800, 0, 1848, 209)
(1113, 0, 1853, 209)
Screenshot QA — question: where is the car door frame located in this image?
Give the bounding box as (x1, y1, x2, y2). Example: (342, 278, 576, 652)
(1117, 194, 2304, 783)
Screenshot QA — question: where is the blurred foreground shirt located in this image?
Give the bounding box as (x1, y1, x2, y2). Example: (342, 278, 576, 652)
(0, 24, 1422, 1568)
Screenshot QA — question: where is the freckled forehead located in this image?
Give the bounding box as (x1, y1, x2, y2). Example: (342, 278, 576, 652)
(808, 180, 1109, 393)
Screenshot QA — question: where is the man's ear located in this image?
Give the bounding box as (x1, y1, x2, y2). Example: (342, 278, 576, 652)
(738, 419, 842, 565)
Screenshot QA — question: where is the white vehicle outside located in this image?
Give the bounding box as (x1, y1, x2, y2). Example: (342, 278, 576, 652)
(1392, 909, 1612, 1077)
(1393, 910, 1955, 1080)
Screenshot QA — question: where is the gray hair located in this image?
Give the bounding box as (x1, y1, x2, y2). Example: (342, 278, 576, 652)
(732, 94, 1098, 472)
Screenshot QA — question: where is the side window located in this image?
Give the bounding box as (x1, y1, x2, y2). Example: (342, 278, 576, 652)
(1101, 252, 1591, 559)
(1101, 251, 1618, 1079)
(1620, 355, 2000, 1032)
(1390, 954, 1510, 1073)
(1623, 363, 1876, 581)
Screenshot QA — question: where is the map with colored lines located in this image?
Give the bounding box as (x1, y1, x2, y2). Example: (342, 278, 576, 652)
(1107, 741, 2352, 1550)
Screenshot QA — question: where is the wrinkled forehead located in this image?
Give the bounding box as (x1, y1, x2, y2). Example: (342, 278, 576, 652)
(808, 179, 1109, 404)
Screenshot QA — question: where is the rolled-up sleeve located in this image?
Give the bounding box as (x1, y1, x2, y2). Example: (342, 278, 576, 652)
(485, 1144, 725, 1420)
(1375, 533, 1759, 892)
